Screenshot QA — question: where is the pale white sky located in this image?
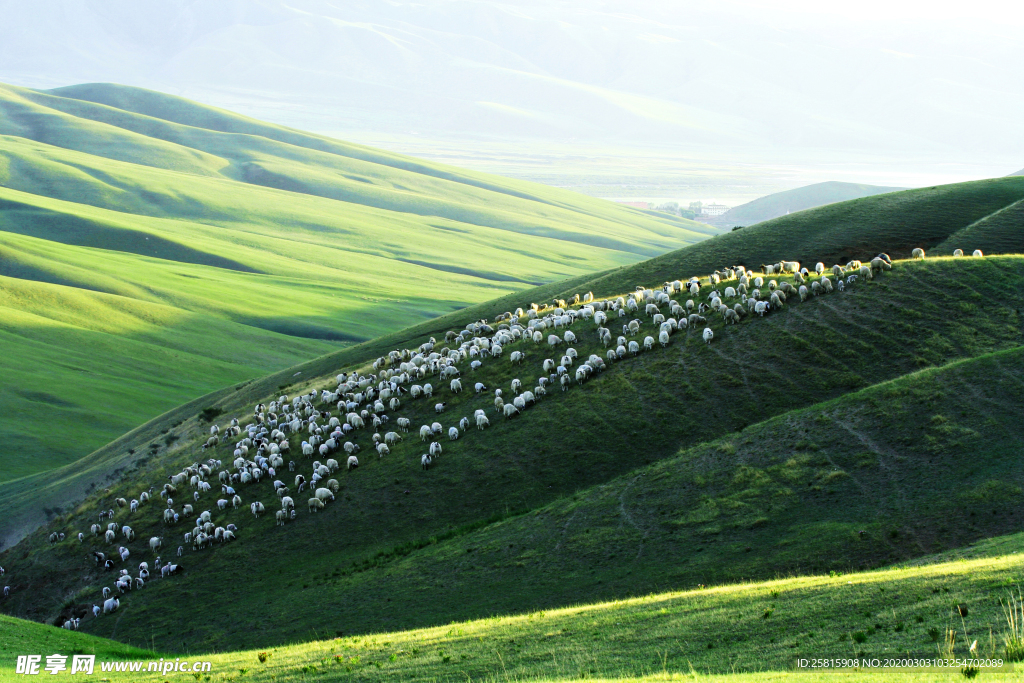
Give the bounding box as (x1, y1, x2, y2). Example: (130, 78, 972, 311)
(1, 0, 1020, 194)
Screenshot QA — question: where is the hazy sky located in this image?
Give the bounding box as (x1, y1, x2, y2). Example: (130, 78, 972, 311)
(2, 0, 1020, 194)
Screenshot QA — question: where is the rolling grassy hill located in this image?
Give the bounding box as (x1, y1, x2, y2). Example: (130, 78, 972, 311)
(1, 173, 1017, 538)
(2, 253, 1022, 652)
(706, 181, 905, 228)
(4, 532, 1024, 681)
(0, 80, 714, 481)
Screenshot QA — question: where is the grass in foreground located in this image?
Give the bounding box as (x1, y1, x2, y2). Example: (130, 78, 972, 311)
(5, 535, 1024, 681)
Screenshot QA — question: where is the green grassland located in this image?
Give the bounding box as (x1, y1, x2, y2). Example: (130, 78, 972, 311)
(4, 533, 1024, 681)
(0, 81, 714, 481)
(3, 255, 1022, 652)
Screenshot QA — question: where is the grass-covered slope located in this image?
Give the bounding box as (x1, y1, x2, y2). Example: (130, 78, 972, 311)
(935, 199, 1024, 256)
(3, 256, 1021, 650)
(708, 181, 905, 228)
(4, 534, 1024, 681)
(557, 176, 1024, 303)
(0, 81, 714, 480)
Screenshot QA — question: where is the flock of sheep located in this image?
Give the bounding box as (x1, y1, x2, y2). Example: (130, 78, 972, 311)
(3, 246, 983, 628)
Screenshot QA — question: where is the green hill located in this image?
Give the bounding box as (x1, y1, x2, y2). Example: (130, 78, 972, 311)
(552, 176, 1024, 300)
(935, 199, 1024, 256)
(0, 81, 715, 482)
(707, 181, 905, 228)
(2, 253, 1021, 650)
(4, 532, 1024, 681)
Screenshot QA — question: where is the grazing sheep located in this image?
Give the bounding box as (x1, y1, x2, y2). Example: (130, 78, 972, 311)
(643, 335, 655, 350)
(420, 425, 432, 441)
(421, 454, 432, 470)
(912, 248, 925, 259)
(103, 597, 120, 614)
(659, 330, 671, 347)
(434, 402, 447, 414)
(503, 403, 519, 419)
(308, 497, 325, 513)
(251, 501, 265, 518)
(475, 413, 490, 430)
(450, 379, 462, 394)
(973, 249, 984, 257)
(347, 455, 359, 470)
(397, 417, 411, 432)
(377, 443, 390, 457)
(448, 426, 459, 441)
(703, 327, 714, 344)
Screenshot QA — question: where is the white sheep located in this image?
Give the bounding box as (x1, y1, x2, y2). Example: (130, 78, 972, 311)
(659, 330, 670, 347)
(448, 427, 459, 441)
(912, 248, 925, 259)
(953, 249, 963, 257)
(377, 443, 390, 457)
(643, 335, 655, 350)
(703, 327, 714, 344)
(476, 413, 490, 430)
(308, 497, 325, 513)
(973, 249, 984, 257)
(347, 455, 359, 470)
(103, 597, 120, 614)
(421, 454, 432, 470)
(450, 379, 462, 394)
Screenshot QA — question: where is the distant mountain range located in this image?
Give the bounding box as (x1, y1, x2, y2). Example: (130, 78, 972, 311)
(705, 181, 906, 228)
(1010, 168, 1024, 176)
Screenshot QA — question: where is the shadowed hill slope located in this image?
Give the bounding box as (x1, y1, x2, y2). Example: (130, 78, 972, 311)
(2, 256, 1021, 651)
(0, 80, 715, 481)
(4, 532, 1024, 679)
(935, 198, 1024, 256)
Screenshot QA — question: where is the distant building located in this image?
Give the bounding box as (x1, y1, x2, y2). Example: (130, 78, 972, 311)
(702, 203, 729, 217)
(615, 201, 651, 209)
